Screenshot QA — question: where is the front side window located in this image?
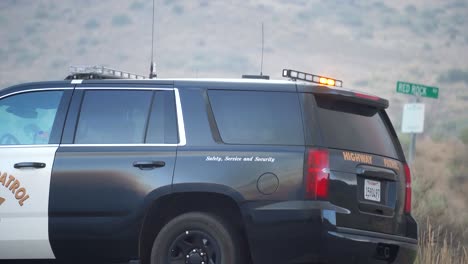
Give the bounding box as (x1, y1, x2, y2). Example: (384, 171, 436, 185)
(75, 90, 153, 144)
(0, 91, 63, 145)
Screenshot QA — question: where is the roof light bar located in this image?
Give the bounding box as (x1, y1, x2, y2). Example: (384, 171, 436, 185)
(68, 65, 147, 80)
(282, 69, 343, 87)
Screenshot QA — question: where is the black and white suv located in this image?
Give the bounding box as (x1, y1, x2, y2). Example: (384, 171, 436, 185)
(0, 69, 418, 263)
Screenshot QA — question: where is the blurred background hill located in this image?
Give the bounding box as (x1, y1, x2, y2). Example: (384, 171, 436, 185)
(0, 0, 467, 137)
(1, 0, 467, 262)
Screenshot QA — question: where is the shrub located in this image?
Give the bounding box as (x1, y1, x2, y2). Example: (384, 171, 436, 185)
(459, 128, 468, 145)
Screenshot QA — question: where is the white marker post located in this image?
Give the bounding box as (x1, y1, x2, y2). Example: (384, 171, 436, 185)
(397, 81, 438, 164)
(401, 101, 425, 164)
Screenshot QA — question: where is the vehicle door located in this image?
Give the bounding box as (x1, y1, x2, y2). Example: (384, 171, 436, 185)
(0, 86, 72, 259)
(48, 84, 181, 260)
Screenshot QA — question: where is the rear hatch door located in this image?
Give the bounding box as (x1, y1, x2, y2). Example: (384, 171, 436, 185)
(308, 93, 407, 236)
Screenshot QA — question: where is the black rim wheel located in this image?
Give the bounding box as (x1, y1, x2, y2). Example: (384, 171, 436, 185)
(168, 229, 221, 264)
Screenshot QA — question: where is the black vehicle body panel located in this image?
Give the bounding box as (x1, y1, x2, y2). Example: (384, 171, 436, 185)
(173, 84, 305, 197)
(49, 146, 176, 260)
(327, 150, 407, 235)
(243, 200, 417, 264)
(299, 90, 414, 237)
(170, 82, 417, 263)
(0, 81, 73, 95)
(0, 79, 418, 263)
(49, 83, 177, 260)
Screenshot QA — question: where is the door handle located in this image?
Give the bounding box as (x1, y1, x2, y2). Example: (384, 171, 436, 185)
(14, 162, 46, 169)
(133, 161, 166, 170)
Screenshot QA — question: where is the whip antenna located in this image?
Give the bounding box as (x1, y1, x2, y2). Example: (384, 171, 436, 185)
(260, 22, 264, 76)
(241, 22, 269, 80)
(149, 0, 157, 78)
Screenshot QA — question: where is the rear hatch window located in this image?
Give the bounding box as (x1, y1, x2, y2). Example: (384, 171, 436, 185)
(315, 96, 398, 159)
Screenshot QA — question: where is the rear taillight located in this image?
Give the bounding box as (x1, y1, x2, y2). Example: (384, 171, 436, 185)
(403, 163, 412, 213)
(305, 148, 329, 199)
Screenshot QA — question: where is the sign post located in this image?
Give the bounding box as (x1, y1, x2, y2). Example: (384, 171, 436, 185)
(397, 81, 439, 164)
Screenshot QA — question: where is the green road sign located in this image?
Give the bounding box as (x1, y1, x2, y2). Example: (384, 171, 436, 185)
(396, 81, 439, 99)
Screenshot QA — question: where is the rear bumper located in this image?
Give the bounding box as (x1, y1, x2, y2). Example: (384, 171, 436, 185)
(242, 201, 417, 264)
(325, 227, 417, 263)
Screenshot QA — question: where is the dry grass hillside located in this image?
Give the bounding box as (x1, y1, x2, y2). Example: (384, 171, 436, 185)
(403, 136, 468, 263)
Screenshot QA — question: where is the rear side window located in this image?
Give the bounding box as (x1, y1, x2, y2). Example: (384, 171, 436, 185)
(75, 90, 178, 144)
(208, 90, 304, 145)
(314, 95, 398, 158)
(75, 90, 153, 144)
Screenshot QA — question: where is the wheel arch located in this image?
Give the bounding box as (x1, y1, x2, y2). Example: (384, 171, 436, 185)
(138, 183, 249, 264)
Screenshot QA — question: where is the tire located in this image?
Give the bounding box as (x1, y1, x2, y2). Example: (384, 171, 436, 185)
(150, 212, 244, 264)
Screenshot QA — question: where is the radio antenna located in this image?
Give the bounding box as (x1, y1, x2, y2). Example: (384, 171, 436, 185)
(241, 22, 269, 80)
(260, 22, 264, 76)
(149, 0, 157, 78)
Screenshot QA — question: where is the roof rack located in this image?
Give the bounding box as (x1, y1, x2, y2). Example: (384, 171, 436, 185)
(65, 65, 147, 80)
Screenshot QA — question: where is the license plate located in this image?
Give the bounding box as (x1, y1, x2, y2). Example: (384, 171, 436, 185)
(364, 179, 381, 202)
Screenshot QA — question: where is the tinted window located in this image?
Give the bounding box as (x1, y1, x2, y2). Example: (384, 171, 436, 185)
(314, 95, 398, 158)
(0, 91, 63, 145)
(75, 90, 152, 144)
(208, 90, 304, 145)
(146, 91, 178, 144)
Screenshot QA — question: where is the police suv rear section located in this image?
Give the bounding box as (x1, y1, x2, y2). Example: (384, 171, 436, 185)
(0, 68, 417, 264)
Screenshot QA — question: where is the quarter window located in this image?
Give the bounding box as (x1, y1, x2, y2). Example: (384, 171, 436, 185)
(208, 90, 304, 145)
(0, 91, 63, 145)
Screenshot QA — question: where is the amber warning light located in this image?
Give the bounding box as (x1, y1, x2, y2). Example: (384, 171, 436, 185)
(282, 69, 343, 87)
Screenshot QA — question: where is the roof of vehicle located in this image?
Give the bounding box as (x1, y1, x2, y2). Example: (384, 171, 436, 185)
(1, 78, 389, 108)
